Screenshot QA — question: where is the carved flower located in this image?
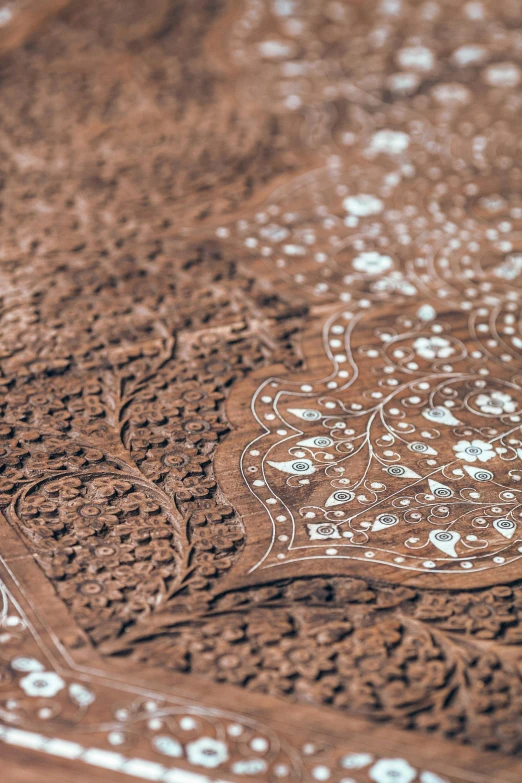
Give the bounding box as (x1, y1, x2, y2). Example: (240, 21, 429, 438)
(276, 640, 336, 679)
(173, 475, 216, 501)
(186, 737, 229, 768)
(134, 539, 177, 564)
(57, 576, 124, 607)
(475, 391, 516, 415)
(249, 668, 294, 696)
(20, 671, 66, 698)
(191, 526, 243, 552)
(88, 542, 136, 570)
(89, 477, 133, 499)
(453, 439, 495, 463)
(189, 500, 234, 526)
(43, 477, 82, 499)
(416, 589, 515, 639)
(413, 336, 454, 360)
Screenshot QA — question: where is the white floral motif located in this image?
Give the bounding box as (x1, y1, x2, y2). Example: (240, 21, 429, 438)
(494, 253, 522, 280)
(369, 757, 417, 783)
(453, 439, 496, 463)
(372, 272, 416, 296)
(186, 737, 229, 769)
(396, 45, 435, 72)
(368, 130, 410, 155)
(475, 391, 516, 415)
(452, 44, 487, 66)
(431, 83, 470, 105)
(343, 194, 383, 216)
(483, 62, 521, 88)
(258, 40, 295, 59)
(353, 251, 393, 275)
(307, 523, 341, 540)
(387, 71, 420, 94)
(413, 336, 454, 360)
(20, 671, 66, 698)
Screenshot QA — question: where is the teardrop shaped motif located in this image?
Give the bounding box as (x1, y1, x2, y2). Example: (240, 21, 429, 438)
(325, 489, 355, 507)
(287, 408, 322, 421)
(428, 529, 460, 558)
(428, 479, 454, 498)
(493, 518, 516, 539)
(267, 459, 316, 475)
(387, 465, 421, 479)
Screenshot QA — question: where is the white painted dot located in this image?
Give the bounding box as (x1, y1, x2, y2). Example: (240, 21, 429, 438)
(227, 724, 243, 737)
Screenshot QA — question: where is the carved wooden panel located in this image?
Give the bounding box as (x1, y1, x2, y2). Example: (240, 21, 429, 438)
(1, 0, 522, 781)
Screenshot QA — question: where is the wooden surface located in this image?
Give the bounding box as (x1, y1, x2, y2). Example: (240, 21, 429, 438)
(1, 0, 522, 780)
